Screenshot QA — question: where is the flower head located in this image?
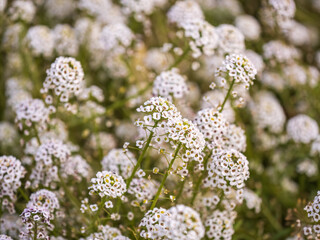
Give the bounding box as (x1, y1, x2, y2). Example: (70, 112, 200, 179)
(89, 171, 126, 198)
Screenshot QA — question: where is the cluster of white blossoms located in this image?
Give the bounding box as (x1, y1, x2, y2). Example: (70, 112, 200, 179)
(235, 15, 261, 41)
(0, 156, 25, 213)
(152, 68, 189, 100)
(0, 122, 17, 147)
(181, 19, 219, 58)
(30, 139, 70, 188)
(223, 124, 247, 152)
(20, 207, 52, 240)
(135, 97, 181, 133)
(0, 235, 13, 240)
(0, 214, 23, 239)
(286, 114, 319, 144)
(78, 0, 125, 25)
(100, 23, 134, 55)
(5, 77, 33, 110)
(42, 57, 84, 104)
(120, 0, 166, 18)
(303, 191, 320, 237)
(26, 189, 60, 213)
(101, 149, 137, 179)
(216, 24, 245, 55)
(214, 54, 257, 106)
(167, 117, 205, 165)
(205, 210, 237, 239)
(53, 24, 79, 57)
(168, 205, 205, 240)
(194, 108, 229, 149)
(297, 159, 318, 177)
(8, 0, 35, 22)
(215, 54, 257, 89)
(85, 225, 129, 240)
(89, 171, 126, 199)
(250, 91, 286, 134)
(204, 149, 250, 202)
(25, 26, 54, 58)
(128, 178, 158, 204)
(283, 63, 307, 87)
(15, 99, 51, 132)
(311, 136, 320, 157)
(243, 188, 262, 214)
(144, 48, 173, 73)
(263, 40, 300, 65)
(61, 155, 92, 182)
(139, 207, 171, 239)
(167, 0, 204, 27)
(262, 0, 296, 31)
(44, 0, 76, 20)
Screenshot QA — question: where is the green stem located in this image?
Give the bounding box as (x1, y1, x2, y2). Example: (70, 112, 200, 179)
(58, 173, 81, 209)
(219, 78, 236, 113)
(105, 82, 152, 114)
(191, 151, 212, 205)
(261, 201, 282, 231)
(33, 222, 37, 240)
(18, 188, 29, 202)
(175, 179, 186, 201)
(0, 199, 2, 218)
(33, 125, 41, 145)
(57, 172, 90, 225)
(168, 46, 191, 69)
(126, 122, 158, 188)
(150, 143, 182, 210)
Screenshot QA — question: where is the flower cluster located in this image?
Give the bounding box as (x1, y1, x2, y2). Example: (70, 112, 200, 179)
(303, 191, 320, 238)
(250, 91, 286, 134)
(20, 207, 52, 240)
(27, 189, 60, 213)
(167, 0, 204, 27)
(100, 23, 134, 55)
(216, 24, 245, 55)
(0, 235, 13, 240)
(53, 24, 79, 56)
(194, 108, 229, 149)
(25, 26, 54, 57)
(287, 114, 319, 144)
(128, 178, 158, 204)
(167, 117, 205, 166)
(30, 139, 70, 188)
(168, 205, 205, 240)
(15, 99, 51, 132)
(223, 124, 247, 152)
(42, 57, 84, 104)
(263, 40, 300, 65)
(181, 19, 219, 58)
(135, 97, 181, 133)
(101, 149, 137, 179)
(85, 225, 129, 240)
(204, 149, 250, 202)
(152, 68, 189, 100)
(139, 208, 171, 239)
(89, 171, 126, 199)
(215, 54, 257, 90)
(61, 155, 92, 181)
(0, 156, 25, 213)
(205, 210, 237, 239)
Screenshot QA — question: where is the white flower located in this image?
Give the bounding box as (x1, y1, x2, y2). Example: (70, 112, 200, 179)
(43, 57, 84, 103)
(101, 149, 137, 179)
(89, 171, 127, 199)
(287, 114, 319, 144)
(153, 68, 189, 100)
(139, 208, 171, 239)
